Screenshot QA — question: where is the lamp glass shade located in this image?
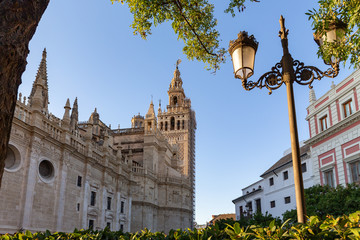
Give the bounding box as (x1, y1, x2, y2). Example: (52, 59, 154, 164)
(231, 45, 256, 79)
(322, 27, 345, 43)
(314, 22, 346, 47)
(313, 22, 346, 65)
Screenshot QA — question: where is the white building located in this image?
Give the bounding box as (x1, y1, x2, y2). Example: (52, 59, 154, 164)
(233, 144, 312, 220)
(232, 180, 264, 220)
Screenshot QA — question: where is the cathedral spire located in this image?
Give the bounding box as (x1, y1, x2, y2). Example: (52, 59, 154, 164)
(158, 100, 162, 115)
(88, 107, 99, 125)
(145, 100, 157, 134)
(146, 100, 155, 119)
(70, 97, 78, 130)
(29, 48, 49, 112)
(62, 98, 71, 129)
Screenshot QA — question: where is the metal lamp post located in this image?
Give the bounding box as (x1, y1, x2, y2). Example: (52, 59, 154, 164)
(229, 15, 345, 223)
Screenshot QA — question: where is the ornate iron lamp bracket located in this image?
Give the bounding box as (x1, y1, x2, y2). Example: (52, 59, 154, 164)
(240, 60, 339, 95)
(240, 60, 284, 95)
(293, 60, 340, 89)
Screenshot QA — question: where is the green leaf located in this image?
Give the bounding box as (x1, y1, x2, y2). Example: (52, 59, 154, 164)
(269, 219, 275, 229)
(349, 228, 360, 237)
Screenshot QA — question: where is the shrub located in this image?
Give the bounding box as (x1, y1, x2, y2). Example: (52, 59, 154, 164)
(283, 184, 360, 223)
(1, 212, 360, 240)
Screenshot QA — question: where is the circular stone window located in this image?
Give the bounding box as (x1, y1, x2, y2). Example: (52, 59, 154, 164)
(5, 146, 21, 171)
(39, 160, 54, 181)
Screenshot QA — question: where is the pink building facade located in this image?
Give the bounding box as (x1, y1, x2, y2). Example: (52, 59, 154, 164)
(306, 69, 360, 187)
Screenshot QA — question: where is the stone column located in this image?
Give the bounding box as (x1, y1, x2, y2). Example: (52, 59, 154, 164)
(128, 196, 132, 232)
(100, 185, 106, 228)
(55, 150, 69, 231)
(82, 176, 90, 228)
(115, 191, 121, 230)
(21, 137, 41, 229)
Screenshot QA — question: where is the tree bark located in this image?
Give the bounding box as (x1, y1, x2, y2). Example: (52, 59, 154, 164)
(0, 0, 49, 188)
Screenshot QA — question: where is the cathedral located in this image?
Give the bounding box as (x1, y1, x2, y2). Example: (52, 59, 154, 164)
(0, 49, 196, 233)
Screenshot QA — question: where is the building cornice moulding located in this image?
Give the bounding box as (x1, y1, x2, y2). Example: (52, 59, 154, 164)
(305, 111, 360, 146)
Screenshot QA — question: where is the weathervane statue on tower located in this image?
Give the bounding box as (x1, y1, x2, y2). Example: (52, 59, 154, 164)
(176, 59, 182, 69)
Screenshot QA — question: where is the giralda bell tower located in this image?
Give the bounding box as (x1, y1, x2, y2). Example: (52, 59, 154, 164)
(157, 63, 196, 223)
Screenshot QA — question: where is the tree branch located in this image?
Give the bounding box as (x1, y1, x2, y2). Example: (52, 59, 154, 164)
(173, 0, 218, 57)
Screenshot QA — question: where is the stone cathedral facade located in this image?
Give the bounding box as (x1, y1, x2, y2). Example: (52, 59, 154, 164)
(0, 49, 196, 234)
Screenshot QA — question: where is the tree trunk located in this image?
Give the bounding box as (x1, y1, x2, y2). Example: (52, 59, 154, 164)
(0, 0, 49, 188)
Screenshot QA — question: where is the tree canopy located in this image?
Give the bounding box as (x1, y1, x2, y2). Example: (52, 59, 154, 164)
(112, 0, 226, 70)
(112, 0, 359, 70)
(308, 0, 360, 68)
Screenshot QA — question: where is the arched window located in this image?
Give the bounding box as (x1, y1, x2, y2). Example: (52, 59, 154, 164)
(160, 122, 163, 130)
(177, 120, 180, 130)
(165, 122, 168, 131)
(182, 120, 185, 129)
(170, 117, 175, 130)
(173, 96, 178, 105)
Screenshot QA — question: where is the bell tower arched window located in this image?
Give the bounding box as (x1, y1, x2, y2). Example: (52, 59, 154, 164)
(170, 117, 175, 130)
(173, 96, 178, 105)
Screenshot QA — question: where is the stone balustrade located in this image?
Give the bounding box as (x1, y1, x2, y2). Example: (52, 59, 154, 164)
(42, 120, 62, 140)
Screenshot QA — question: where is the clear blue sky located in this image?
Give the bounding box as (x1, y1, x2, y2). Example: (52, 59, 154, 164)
(19, 0, 354, 225)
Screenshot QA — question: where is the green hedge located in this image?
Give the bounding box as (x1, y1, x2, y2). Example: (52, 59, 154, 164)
(283, 184, 360, 223)
(1, 211, 360, 239)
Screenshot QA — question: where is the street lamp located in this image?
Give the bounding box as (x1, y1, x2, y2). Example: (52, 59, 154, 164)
(229, 15, 345, 223)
